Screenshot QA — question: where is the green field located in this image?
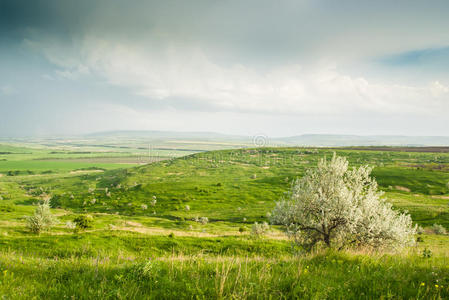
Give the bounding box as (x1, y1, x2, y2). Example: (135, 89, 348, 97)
(0, 144, 448, 299)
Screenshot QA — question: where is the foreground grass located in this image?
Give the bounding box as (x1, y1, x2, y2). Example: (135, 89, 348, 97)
(0, 230, 448, 299)
(1, 251, 448, 299)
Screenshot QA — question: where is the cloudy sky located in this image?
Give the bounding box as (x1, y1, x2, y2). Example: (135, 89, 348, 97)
(1, 0, 449, 137)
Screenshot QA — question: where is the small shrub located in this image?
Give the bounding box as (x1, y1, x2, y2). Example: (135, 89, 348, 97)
(199, 217, 209, 225)
(73, 215, 94, 230)
(168, 232, 175, 238)
(239, 227, 246, 233)
(417, 226, 424, 235)
(432, 224, 447, 235)
(251, 222, 269, 236)
(422, 248, 432, 258)
(26, 199, 57, 234)
(65, 221, 76, 229)
(0, 204, 15, 212)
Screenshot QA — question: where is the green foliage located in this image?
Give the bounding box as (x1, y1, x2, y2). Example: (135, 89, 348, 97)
(73, 215, 94, 230)
(422, 248, 432, 258)
(0, 204, 15, 212)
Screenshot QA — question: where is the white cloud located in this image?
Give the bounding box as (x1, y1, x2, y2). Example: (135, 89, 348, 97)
(30, 35, 449, 118)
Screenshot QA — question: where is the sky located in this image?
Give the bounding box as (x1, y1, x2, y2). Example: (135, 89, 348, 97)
(1, 0, 449, 137)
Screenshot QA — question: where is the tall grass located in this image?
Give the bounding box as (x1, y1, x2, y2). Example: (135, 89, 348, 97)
(0, 251, 448, 299)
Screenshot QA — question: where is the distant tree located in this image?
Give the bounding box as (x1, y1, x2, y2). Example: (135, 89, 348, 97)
(271, 154, 416, 251)
(26, 198, 57, 234)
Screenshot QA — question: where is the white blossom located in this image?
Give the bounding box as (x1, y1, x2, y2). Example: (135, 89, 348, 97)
(66, 221, 76, 229)
(251, 221, 269, 236)
(271, 154, 416, 250)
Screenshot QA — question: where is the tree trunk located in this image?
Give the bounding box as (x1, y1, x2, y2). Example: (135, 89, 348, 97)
(324, 234, 331, 247)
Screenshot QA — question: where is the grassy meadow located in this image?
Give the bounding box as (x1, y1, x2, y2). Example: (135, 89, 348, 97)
(0, 142, 449, 299)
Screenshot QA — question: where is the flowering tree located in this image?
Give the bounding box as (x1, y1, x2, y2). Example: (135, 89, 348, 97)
(271, 154, 416, 251)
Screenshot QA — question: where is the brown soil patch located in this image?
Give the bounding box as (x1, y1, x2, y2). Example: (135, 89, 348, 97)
(70, 170, 104, 174)
(395, 186, 411, 192)
(113, 226, 288, 240)
(125, 221, 143, 227)
(431, 195, 449, 200)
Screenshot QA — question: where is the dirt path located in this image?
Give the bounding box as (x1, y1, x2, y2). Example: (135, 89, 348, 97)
(113, 225, 289, 240)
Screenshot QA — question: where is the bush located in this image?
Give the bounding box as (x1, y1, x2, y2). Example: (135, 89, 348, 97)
(422, 248, 432, 258)
(73, 215, 94, 230)
(251, 222, 269, 237)
(417, 226, 424, 235)
(26, 199, 57, 234)
(432, 224, 447, 235)
(0, 204, 15, 212)
(271, 154, 416, 251)
(65, 221, 76, 229)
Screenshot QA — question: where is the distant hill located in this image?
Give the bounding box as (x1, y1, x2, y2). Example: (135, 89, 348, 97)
(86, 131, 449, 147)
(3, 131, 449, 149)
(85, 130, 246, 141)
(274, 134, 449, 147)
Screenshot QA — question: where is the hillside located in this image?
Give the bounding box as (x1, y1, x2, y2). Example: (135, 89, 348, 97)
(0, 147, 448, 298)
